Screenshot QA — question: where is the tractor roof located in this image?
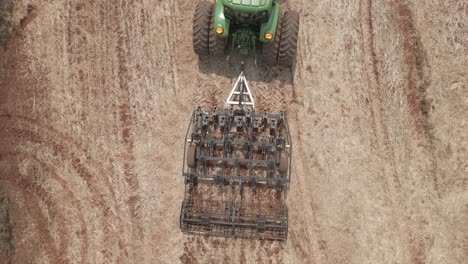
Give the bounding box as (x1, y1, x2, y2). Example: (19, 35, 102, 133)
(222, 0, 273, 13)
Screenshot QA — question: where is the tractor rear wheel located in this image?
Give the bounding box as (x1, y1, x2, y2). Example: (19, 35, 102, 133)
(193, 1, 212, 57)
(261, 15, 281, 65)
(277, 11, 300, 67)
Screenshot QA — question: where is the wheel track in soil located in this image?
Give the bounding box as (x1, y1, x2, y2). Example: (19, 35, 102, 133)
(0, 130, 95, 263)
(392, 0, 439, 197)
(0, 172, 63, 263)
(359, 0, 428, 263)
(13, 152, 89, 263)
(7, 148, 95, 263)
(5, 115, 127, 217)
(392, 1, 438, 262)
(0, 119, 125, 263)
(0, 159, 71, 263)
(114, 0, 144, 261)
(66, 1, 139, 261)
(359, 0, 400, 207)
(2, 1, 132, 261)
(392, 1, 432, 138)
(13, 115, 120, 204)
(359, 0, 400, 192)
(67, 0, 146, 260)
(0, 15, 70, 261)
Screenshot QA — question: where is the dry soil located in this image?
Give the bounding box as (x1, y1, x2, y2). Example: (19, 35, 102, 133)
(0, 0, 467, 263)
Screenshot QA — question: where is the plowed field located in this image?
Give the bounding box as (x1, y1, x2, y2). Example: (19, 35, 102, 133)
(0, 0, 467, 263)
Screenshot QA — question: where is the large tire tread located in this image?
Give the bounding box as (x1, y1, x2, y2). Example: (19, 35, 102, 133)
(193, 1, 212, 57)
(277, 11, 300, 67)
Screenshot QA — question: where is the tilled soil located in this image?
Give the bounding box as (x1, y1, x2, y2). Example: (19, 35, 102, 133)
(0, 0, 467, 263)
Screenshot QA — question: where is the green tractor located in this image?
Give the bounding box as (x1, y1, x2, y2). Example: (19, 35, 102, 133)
(193, 0, 300, 67)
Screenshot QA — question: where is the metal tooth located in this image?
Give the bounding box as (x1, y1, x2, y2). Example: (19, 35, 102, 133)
(186, 172, 196, 187)
(236, 117, 243, 132)
(197, 115, 203, 131)
(202, 116, 209, 128)
(252, 118, 259, 133)
(223, 137, 232, 154)
(261, 112, 268, 128)
(196, 106, 202, 116)
(209, 138, 216, 153)
(216, 170, 223, 185)
(275, 179, 283, 192)
(199, 152, 206, 173)
(219, 117, 226, 132)
(268, 159, 275, 172)
(243, 140, 251, 157)
(270, 119, 276, 136)
(279, 111, 285, 119)
(191, 132, 200, 142)
(261, 138, 268, 155)
(250, 173, 257, 191)
(212, 106, 219, 123)
(245, 109, 252, 126)
(234, 157, 240, 175)
(277, 112, 285, 130)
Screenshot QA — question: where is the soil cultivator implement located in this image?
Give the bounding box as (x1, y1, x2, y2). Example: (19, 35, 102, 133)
(180, 64, 293, 240)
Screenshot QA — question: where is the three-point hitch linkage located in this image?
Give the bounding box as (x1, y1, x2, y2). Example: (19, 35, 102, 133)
(180, 64, 293, 240)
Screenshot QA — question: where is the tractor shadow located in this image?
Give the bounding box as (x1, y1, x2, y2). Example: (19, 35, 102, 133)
(197, 55, 295, 85)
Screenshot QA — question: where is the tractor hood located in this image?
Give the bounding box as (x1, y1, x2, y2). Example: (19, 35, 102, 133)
(222, 0, 273, 13)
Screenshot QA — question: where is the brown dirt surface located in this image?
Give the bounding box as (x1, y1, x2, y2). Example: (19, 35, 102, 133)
(1, 0, 467, 263)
